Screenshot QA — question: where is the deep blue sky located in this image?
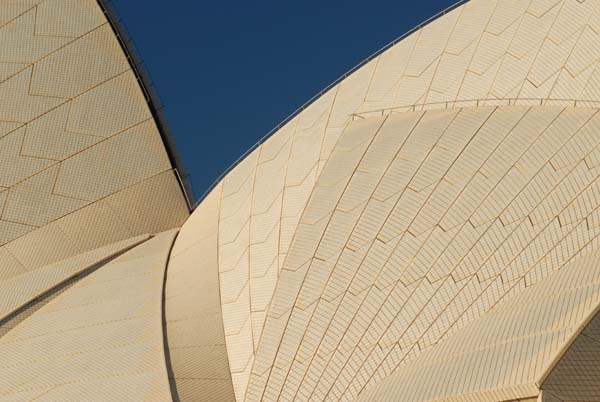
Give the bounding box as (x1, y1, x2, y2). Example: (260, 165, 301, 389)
(109, 0, 458, 201)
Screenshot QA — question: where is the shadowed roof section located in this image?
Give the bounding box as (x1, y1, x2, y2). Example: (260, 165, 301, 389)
(0, 231, 178, 402)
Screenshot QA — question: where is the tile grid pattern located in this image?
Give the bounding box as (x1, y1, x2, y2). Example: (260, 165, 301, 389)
(205, 1, 600, 399)
(165, 183, 237, 402)
(0, 234, 150, 338)
(540, 306, 600, 401)
(5, 0, 600, 401)
(245, 106, 600, 401)
(0, 0, 189, 275)
(354, 243, 600, 401)
(0, 229, 178, 402)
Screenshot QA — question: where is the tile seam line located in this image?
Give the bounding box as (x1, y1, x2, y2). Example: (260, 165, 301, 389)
(318, 108, 500, 401)
(280, 111, 429, 402)
(245, 141, 264, 361)
(213, 182, 237, 398)
(249, 115, 390, 402)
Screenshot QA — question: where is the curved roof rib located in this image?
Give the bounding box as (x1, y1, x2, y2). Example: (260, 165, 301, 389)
(164, 184, 237, 402)
(0, 230, 178, 402)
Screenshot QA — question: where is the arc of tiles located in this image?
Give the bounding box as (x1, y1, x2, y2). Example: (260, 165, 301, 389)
(0, 230, 178, 402)
(243, 106, 600, 401)
(0, 234, 150, 334)
(187, 0, 600, 399)
(354, 244, 600, 402)
(165, 184, 237, 402)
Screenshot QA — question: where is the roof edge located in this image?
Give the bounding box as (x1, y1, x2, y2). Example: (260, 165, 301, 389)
(96, 0, 194, 210)
(192, 0, 470, 209)
(536, 289, 600, 388)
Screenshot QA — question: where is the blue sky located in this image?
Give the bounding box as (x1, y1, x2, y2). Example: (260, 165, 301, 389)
(109, 0, 458, 201)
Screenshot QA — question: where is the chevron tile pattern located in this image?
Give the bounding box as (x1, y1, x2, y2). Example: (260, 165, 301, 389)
(200, 1, 600, 398)
(2, 0, 600, 402)
(355, 245, 600, 402)
(0, 0, 189, 263)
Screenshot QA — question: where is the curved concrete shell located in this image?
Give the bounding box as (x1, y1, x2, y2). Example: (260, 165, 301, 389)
(1, 0, 600, 402)
(0, 0, 190, 275)
(194, 0, 600, 398)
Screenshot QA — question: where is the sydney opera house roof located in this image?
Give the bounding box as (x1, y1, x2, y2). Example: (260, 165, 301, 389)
(2, 0, 600, 401)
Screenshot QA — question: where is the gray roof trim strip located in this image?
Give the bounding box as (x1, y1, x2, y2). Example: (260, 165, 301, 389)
(96, 0, 194, 210)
